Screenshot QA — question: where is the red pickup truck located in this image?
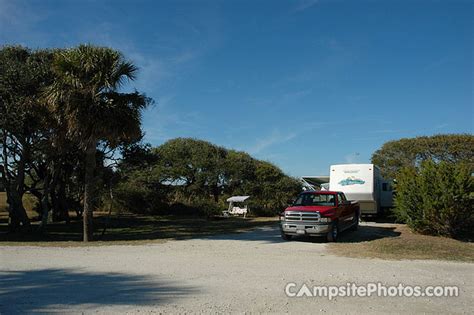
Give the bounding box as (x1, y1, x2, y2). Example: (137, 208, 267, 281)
(280, 191, 360, 242)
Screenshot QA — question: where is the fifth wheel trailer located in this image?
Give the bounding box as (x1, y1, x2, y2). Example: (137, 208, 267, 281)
(329, 164, 393, 215)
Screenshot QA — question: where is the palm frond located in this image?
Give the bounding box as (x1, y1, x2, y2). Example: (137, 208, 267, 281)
(43, 44, 151, 149)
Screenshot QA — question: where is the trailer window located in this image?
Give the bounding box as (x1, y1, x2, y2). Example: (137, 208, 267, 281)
(293, 193, 336, 206)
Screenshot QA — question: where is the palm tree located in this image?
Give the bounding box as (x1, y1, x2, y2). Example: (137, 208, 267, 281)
(45, 45, 150, 241)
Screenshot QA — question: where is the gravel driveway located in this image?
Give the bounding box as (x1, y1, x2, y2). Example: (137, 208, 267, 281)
(1, 224, 472, 314)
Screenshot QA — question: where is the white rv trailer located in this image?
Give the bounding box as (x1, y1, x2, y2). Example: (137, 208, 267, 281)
(329, 164, 393, 215)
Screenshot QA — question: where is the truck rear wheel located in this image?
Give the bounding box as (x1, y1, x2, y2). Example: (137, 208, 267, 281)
(281, 232, 292, 241)
(349, 212, 359, 231)
(327, 222, 339, 242)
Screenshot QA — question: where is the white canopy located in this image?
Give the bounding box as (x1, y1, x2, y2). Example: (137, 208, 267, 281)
(226, 196, 250, 203)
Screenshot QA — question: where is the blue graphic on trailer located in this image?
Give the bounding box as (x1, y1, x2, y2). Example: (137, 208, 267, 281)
(338, 176, 366, 186)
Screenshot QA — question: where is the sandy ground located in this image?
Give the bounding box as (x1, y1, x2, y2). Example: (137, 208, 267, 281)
(0, 223, 473, 314)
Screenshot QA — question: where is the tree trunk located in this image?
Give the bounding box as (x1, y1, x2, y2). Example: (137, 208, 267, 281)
(83, 141, 96, 242)
(49, 162, 60, 221)
(0, 132, 16, 230)
(39, 171, 51, 231)
(14, 138, 31, 229)
(1, 132, 30, 231)
(212, 184, 219, 203)
(101, 182, 114, 238)
(57, 176, 70, 224)
(8, 188, 30, 230)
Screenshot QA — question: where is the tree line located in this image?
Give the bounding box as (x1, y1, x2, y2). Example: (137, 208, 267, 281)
(0, 45, 150, 241)
(116, 138, 302, 217)
(0, 45, 301, 242)
(1, 44, 472, 242)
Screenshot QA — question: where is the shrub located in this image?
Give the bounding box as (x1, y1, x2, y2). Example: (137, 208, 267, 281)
(394, 160, 473, 239)
(249, 204, 281, 217)
(114, 180, 169, 214)
(167, 199, 222, 217)
(193, 199, 222, 217)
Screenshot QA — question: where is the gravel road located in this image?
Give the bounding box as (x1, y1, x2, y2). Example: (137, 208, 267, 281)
(1, 224, 472, 314)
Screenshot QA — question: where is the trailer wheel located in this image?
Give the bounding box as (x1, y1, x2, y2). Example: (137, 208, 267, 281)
(281, 232, 292, 241)
(327, 222, 339, 242)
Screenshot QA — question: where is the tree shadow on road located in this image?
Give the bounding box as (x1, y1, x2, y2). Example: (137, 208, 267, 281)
(0, 213, 277, 243)
(0, 269, 197, 313)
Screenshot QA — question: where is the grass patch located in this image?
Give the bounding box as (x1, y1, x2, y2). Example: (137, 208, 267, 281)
(0, 192, 6, 212)
(0, 192, 36, 212)
(329, 224, 474, 262)
(0, 209, 277, 247)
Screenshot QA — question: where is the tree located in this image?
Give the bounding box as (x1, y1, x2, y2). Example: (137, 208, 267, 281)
(247, 160, 301, 216)
(114, 143, 169, 214)
(45, 45, 150, 241)
(155, 138, 227, 203)
(372, 134, 474, 179)
(0, 46, 55, 230)
(394, 161, 473, 239)
(223, 150, 256, 195)
(116, 138, 301, 217)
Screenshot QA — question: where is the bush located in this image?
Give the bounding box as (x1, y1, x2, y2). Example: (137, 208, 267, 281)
(249, 205, 282, 217)
(394, 161, 473, 239)
(193, 199, 223, 217)
(167, 199, 222, 217)
(114, 181, 168, 214)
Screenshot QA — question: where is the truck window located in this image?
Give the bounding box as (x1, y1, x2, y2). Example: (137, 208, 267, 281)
(293, 193, 336, 206)
(337, 193, 346, 204)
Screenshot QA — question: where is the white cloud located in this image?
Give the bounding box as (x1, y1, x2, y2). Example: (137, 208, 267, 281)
(435, 123, 449, 130)
(142, 95, 205, 143)
(248, 130, 298, 154)
(293, 0, 319, 12)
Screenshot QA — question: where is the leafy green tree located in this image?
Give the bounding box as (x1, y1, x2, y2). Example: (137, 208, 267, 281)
(372, 134, 474, 179)
(115, 143, 169, 214)
(0, 46, 55, 230)
(44, 45, 150, 241)
(247, 161, 301, 216)
(394, 161, 473, 239)
(155, 138, 227, 203)
(223, 150, 256, 195)
(116, 138, 301, 217)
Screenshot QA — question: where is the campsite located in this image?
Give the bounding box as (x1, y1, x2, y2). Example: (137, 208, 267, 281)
(0, 1, 473, 314)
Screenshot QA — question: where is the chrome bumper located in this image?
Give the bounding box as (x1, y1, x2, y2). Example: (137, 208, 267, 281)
(280, 221, 331, 235)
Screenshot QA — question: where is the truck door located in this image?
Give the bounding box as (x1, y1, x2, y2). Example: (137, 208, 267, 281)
(337, 193, 347, 226)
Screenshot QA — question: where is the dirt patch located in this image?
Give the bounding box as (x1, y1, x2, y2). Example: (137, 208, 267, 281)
(329, 222, 474, 262)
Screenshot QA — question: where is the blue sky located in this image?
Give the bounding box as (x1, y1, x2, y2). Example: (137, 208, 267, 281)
(1, 0, 473, 176)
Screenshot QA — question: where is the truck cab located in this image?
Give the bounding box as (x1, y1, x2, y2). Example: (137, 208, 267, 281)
(280, 191, 360, 242)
